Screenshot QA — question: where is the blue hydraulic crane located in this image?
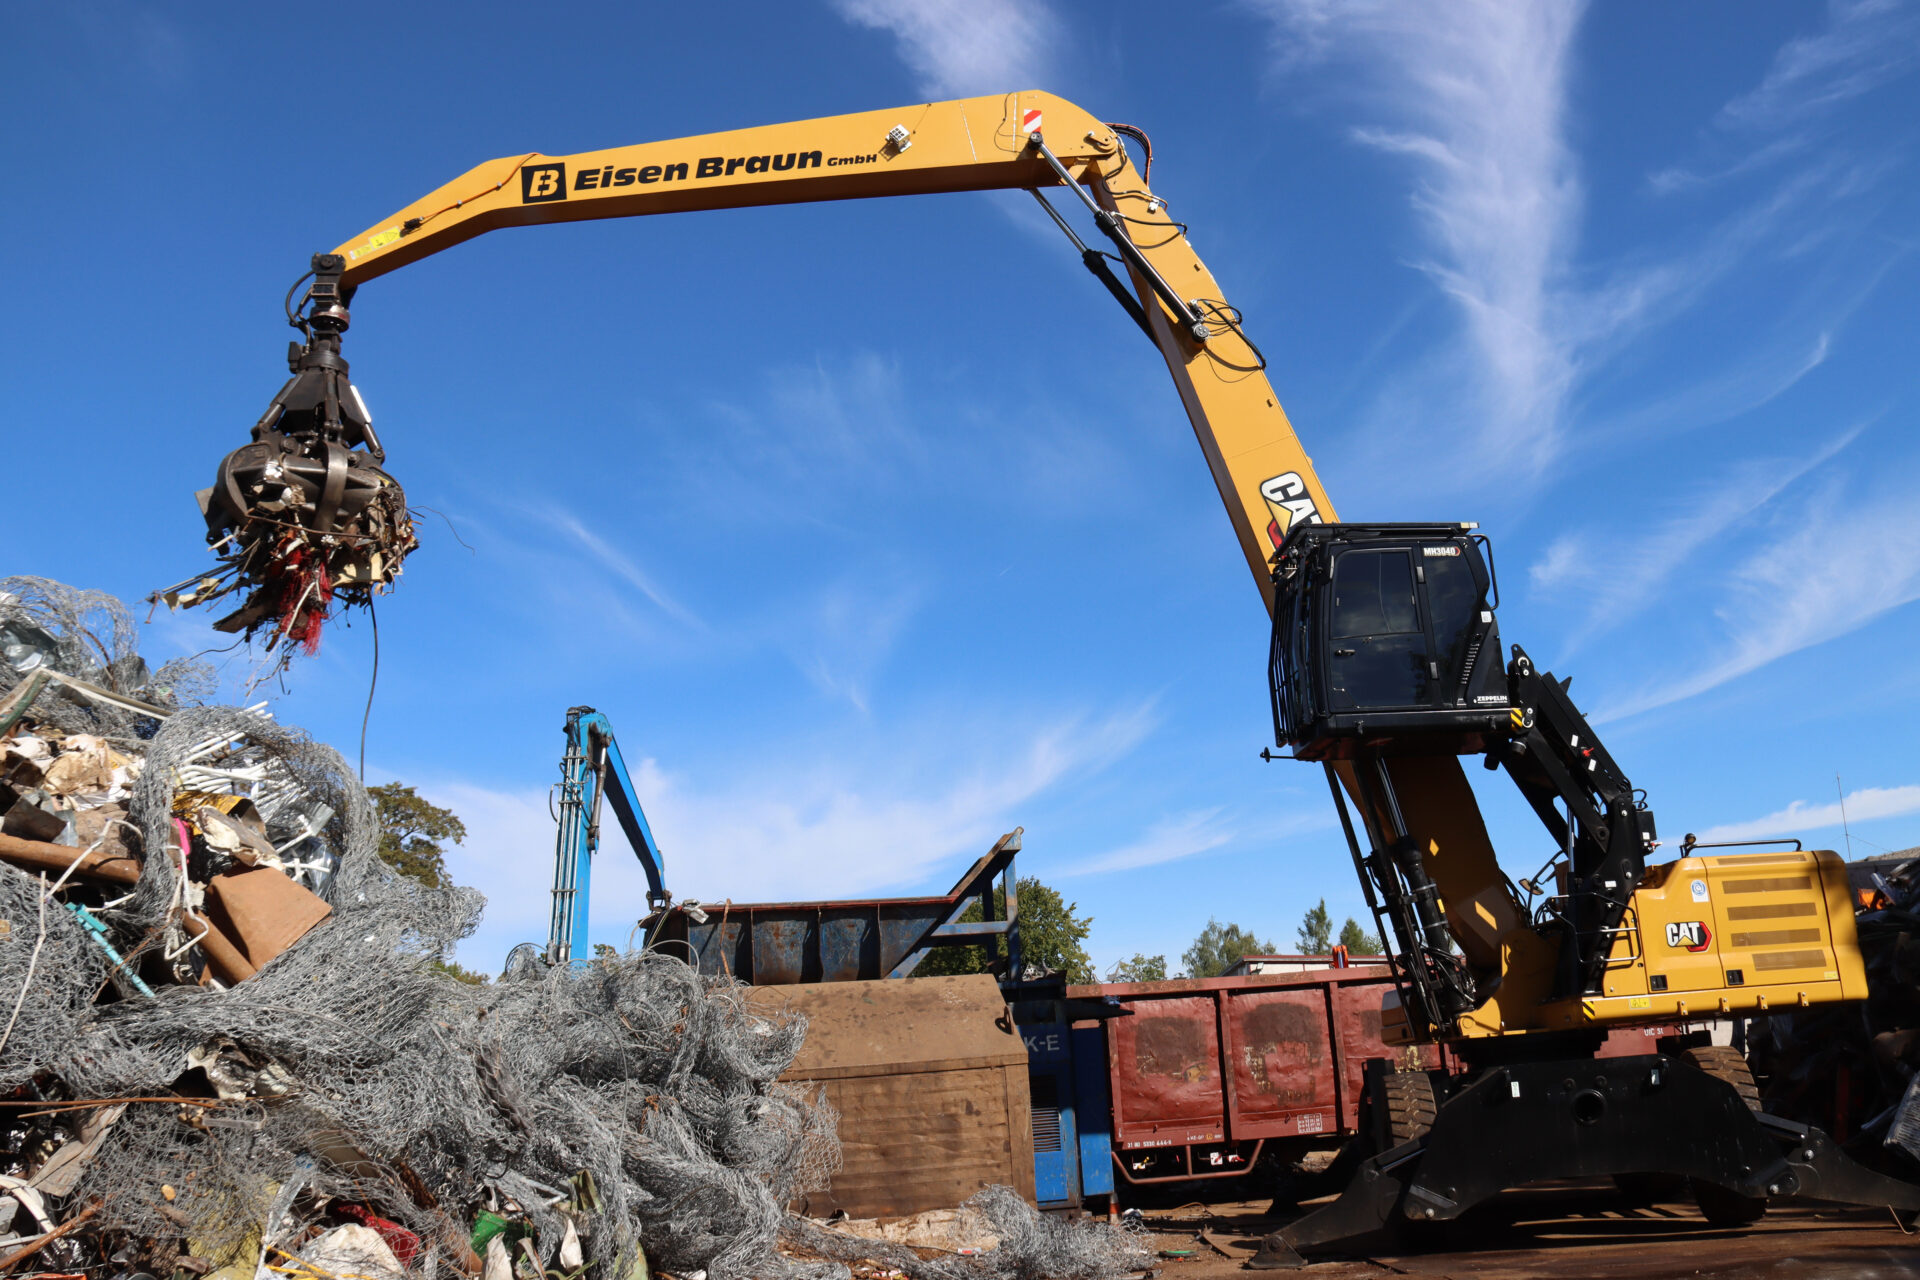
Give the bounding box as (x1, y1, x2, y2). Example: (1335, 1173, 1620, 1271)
(508, 706, 669, 973)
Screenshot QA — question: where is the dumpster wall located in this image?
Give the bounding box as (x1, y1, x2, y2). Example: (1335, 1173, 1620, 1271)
(750, 974, 1036, 1218)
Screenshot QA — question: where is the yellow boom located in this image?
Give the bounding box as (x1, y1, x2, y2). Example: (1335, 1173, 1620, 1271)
(330, 91, 1334, 604)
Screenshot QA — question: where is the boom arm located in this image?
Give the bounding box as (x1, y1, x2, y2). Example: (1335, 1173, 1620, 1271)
(327, 91, 1333, 601)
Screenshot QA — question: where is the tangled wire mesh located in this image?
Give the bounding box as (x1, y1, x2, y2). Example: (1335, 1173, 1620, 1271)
(3, 582, 1146, 1280)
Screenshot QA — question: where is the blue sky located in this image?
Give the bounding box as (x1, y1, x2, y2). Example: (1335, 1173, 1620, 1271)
(8, 1, 1917, 973)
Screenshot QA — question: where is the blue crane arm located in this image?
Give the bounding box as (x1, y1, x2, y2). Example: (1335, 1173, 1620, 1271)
(592, 726, 668, 907)
(547, 705, 670, 966)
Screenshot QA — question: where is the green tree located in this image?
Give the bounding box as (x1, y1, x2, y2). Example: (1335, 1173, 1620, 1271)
(1106, 953, 1168, 983)
(593, 943, 618, 960)
(917, 877, 1096, 983)
(369, 783, 484, 982)
(433, 958, 489, 985)
(1338, 917, 1383, 955)
(368, 783, 467, 889)
(1182, 919, 1274, 979)
(1297, 899, 1333, 954)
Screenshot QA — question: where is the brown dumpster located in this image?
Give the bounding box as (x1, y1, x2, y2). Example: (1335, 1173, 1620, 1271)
(1069, 966, 1443, 1184)
(748, 973, 1035, 1218)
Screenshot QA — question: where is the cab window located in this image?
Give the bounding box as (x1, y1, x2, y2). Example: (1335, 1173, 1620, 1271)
(1332, 550, 1418, 636)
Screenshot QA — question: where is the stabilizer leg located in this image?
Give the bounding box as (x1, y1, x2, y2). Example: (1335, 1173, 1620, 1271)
(1247, 1142, 1416, 1270)
(1246, 1055, 1920, 1269)
(1762, 1113, 1920, 1213)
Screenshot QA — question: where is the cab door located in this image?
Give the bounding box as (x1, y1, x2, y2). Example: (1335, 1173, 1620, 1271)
(1325, 548, 1429, 712)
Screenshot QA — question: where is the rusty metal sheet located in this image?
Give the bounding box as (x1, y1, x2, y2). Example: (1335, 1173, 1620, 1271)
(1088, 967, 1706, 1185)
(816, 906, 878, 982)
(1595, 1023, 1672, 1059)
(1108, 994, 1226, 1148)
(877, 902, 935, 975)
(749, 915, 812, 984)
(745, 976, 1032, 1219)
(1329, 980, 1443, 1130)
(1082, 968, 1438, 1151)
(1222, 987, 1340, 1140)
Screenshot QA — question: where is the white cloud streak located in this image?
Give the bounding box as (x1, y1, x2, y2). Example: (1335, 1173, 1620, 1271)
(1588, 331, 1834, 445)
(1692, 784, 1920, 845)
(538, 509, 703, 629)
(1719, 0, 1919, 131)
(830, 0, 1058, 98)
(1650, 0, 1918, 193)
(1599, 464, 1920, 721)
(1245, 0, 1588, 475)
(1529, 420, 1864, 649)
(1055, 809, 1235, 877)
(785, 568, 925, 713)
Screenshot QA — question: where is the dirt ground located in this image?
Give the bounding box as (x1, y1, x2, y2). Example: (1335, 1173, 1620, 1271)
(1127, 1184, 1920, 1280)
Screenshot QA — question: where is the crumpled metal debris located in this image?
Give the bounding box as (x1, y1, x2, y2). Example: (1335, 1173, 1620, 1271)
(1750, 849, 1920, 1177)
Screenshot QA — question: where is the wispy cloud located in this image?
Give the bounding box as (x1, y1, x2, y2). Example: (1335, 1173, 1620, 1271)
(1599, 462, 1920, 721)
(425, 701, 1158, 962)
(1588, 331, 1833, 444)
(1719, 0, 1919, 130)
(1529, 420, 1865, 650)
(1651, 0, 1918, 192)
(537, 510, 703, 629)
(1245, 1, 1908, 495)
(1245, 1, 1588, 476)
(1056, 809, 1236, 877)
(785, 566, 925, 713)
(830, 0, 1059, 97)
(1647, 134, 1811, 197)
(1692, 783, 1920, 845)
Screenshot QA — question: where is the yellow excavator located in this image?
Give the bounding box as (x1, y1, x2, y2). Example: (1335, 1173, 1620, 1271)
(182, 91, 1918, 1262)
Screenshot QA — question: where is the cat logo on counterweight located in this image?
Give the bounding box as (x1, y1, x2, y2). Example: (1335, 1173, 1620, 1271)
(1664, 920, 1712, 952)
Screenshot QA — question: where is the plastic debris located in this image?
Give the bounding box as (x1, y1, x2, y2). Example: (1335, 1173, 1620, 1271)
(298, 1223, 406, 1280)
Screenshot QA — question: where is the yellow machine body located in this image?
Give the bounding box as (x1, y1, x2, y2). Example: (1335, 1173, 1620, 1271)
(1381, 846, 1867, 1044)
(1543, 848, 1868, 1029)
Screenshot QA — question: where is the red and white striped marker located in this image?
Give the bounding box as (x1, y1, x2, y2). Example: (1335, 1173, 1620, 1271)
(1022, 107, 1044, 137)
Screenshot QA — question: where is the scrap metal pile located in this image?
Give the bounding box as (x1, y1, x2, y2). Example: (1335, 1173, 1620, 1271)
(0, 578, 1146, 1280)
(1749, 850, 1920, 1172)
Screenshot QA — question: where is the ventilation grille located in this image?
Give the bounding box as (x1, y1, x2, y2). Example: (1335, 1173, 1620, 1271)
(1031, 1073, 1062, 1153)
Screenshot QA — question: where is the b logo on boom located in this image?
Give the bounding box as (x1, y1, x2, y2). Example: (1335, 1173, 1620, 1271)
(522, 164, 568, 203)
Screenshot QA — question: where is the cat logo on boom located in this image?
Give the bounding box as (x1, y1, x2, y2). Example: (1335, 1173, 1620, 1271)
(1259, 471, 1322, 549)
(1665, 920, 1712, 952)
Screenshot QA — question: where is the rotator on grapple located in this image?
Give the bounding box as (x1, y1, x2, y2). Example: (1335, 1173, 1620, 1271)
(1249, 521, 1918, 1266)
